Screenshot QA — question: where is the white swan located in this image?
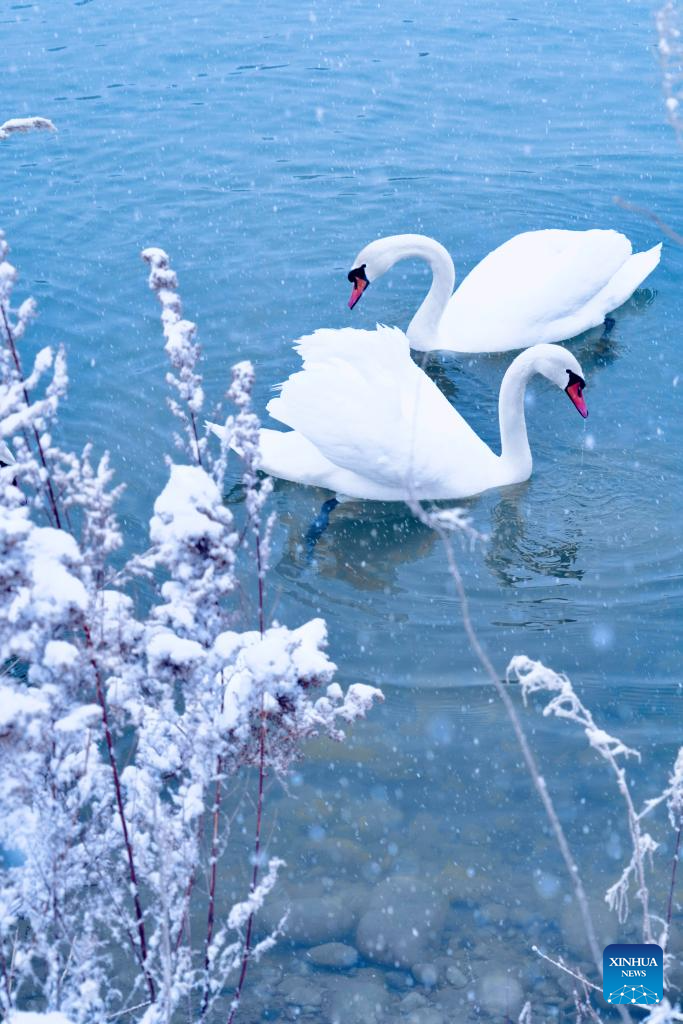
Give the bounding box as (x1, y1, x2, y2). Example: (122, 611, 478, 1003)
(209, 327, 588, 502)
(347, 230, 661, 353)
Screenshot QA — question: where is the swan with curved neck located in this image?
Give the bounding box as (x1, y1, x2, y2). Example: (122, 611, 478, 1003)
(209, 328, 588, 502)
(347, 230, 661, 353)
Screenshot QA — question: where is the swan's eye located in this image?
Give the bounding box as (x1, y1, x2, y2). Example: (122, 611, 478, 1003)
(565, 369, 585, 390)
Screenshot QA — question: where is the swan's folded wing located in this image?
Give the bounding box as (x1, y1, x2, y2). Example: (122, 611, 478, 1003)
(443, 229, 635, 347)
(267, 326, 494, 493)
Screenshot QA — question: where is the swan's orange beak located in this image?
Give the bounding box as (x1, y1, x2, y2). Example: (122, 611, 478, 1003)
(566, 379, 588, 418)
(348, 276, 368, 309)
(347, 265, 369, 309)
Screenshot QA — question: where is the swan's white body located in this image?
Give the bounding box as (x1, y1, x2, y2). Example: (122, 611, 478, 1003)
(348, 230, 661, 353)
(209, 327, 586, 502)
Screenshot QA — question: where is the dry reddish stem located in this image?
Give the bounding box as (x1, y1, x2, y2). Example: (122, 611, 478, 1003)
(255, 534, 265, 636)
(226, 720, 266, 1024)
(84, 622, 155, 1003)
(190, 410, 203, 469)
(226, 532, 268, 1024)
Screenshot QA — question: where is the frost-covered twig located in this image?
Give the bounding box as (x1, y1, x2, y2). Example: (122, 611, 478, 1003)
(574, 990, 604, 1024)
(518, 1001, 533, 1024)
(507, 656, 655, 944)
(664, 749, 683, 952)
(532, 946, 601, 994)
(84, 621, 155, 1004)
(657, 1, 683, 145)
(0, 117, 56, 140)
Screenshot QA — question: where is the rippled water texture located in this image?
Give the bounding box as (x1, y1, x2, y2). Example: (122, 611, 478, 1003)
(3, 0, 682, 1019)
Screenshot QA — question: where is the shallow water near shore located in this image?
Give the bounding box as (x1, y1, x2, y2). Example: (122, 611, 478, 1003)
(3, 0, 683, 1018)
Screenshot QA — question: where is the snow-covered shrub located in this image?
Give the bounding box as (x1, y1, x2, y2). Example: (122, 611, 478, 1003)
(0, 233, 382, 1024)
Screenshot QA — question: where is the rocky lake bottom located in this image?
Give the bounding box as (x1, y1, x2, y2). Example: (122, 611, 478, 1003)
(203, 685, 682, 1023)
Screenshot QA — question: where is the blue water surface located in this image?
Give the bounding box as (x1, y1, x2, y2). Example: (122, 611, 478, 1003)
(3, 0, 682, 1018)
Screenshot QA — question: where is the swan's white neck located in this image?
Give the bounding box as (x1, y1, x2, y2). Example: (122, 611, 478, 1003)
(367, 235, 455, 351)
(497, 348, 539, 481)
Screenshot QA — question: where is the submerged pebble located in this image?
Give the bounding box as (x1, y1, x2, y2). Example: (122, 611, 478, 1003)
(356, 875, 448, 967)
(411, 961, 439, 987)
(307, 941, 359, 969)
(260, 892, 358, 945)
(323, 974, 390, 1024)
(475, 970, 524, 1015)
(405, 1010, 446, 1024)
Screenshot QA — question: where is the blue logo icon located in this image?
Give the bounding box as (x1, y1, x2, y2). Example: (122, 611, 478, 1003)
(603, 944, 663, 1005)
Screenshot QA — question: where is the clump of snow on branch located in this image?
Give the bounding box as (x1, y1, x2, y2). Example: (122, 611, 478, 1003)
(0, 117, 56, 141)
(227, 857, 285, 932)
(142, 246, 205, 464)
(0, 232, 383, 1024)
(217, 619, 383, 768)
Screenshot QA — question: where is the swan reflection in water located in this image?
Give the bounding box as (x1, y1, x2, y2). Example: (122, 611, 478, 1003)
(273, 483, 584, 593)
(276, 492, 438, 592)
(483, 487, 584, 587)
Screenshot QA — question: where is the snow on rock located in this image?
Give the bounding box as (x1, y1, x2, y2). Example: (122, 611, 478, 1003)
(0, 117, 56, 140)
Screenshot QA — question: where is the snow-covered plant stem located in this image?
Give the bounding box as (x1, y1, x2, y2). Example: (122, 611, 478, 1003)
(507, 656, 658, 946)
(141, 247, 205, 466)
